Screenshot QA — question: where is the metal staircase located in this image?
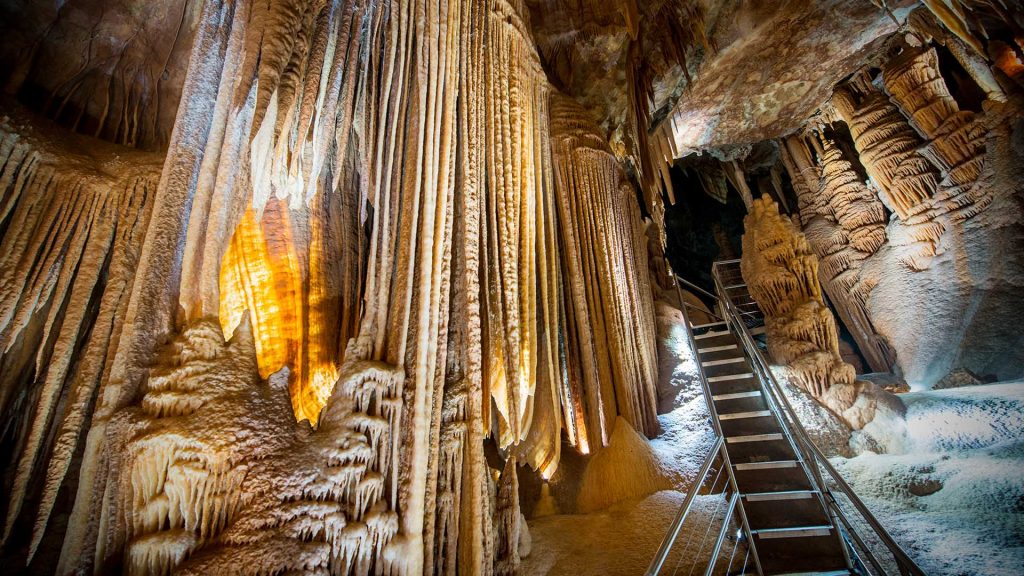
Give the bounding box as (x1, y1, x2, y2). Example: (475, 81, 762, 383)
(646, 260, 925, 576)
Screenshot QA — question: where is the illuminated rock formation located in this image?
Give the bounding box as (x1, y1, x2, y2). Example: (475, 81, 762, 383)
(883, 46, 991, 213)
(832, 79, 946, 270)
(907, 9, 1007, 104)
(793, 132, 892, 373)
(549, 92, 660, 450)
(741, 197, 871, 428)
(0, 116, 159, 558)
(832, 79, 939, 223)
(0, 0, 1022, 573)
(97, 319, 402, 576)
(0, 0, 663, 572)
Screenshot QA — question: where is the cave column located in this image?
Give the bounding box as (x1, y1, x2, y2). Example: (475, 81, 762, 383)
(882, 46, 987, 188)
(810, 131, 893, 372)
(832, 79, 940, 222)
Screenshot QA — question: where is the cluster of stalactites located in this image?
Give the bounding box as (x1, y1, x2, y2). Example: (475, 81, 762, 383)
(99, 319, 402, 576)
(740, 197, 862, 423)
(481, 0, 561, 459)
(0, 122, 158, 562)
(832, 80, 939, 222)
(830, 39, 995, 271)
(0, 0, 663, 573)
(783, 132, 892, 373)
(883, 47, 991, 214)
(173, 0, 376, 425)
(548, 91, 660, 453)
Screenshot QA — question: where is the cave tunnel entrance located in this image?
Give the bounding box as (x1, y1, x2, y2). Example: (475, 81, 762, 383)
(661, 140, 875, 374)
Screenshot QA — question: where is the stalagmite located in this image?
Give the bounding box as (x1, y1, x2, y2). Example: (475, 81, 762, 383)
(741, 197, 873, 428)
(793, 132, 893, 373)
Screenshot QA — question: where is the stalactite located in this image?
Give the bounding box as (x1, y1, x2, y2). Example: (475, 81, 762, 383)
(549, 91, 660, 449)
(920, 0, 987, 56)
(2, 0, 669, 572)
(480, 0, 559, 456)
(741, 197, 874, 428)
(817, 137, 887, 257)
(781, 135, 825, 227)
(832, 79, 946, 269)
(908, 8, 1008, 104)
(832, 81, 939, 221)
(883, 47, 991, 216)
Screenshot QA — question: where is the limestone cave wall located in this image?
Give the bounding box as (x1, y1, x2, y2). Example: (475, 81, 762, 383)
(0, 0, 659, 573)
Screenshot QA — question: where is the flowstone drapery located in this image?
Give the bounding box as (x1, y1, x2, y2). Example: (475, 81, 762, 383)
(0, 117, 159, 560)
(0, 0, 660, 573)
(549, 92, 660, 452)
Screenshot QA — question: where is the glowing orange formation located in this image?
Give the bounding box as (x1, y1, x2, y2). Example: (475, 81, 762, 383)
(219, 202, 337, 424)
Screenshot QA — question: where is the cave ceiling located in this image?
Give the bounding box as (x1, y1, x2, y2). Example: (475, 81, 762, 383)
(3, 0, 915, 160)
(527, 0, 915, 161)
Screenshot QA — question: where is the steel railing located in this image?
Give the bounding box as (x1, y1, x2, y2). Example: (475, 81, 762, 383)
(710, 259, 926, 576)
(650, 258, 924, 575)
(646, 269, 761, 576)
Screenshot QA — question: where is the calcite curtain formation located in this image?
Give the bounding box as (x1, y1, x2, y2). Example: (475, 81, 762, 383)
(740, 197, 869, 428)
(0, 121, 159, 556)
(0, 0, 659, 573)
(549, 92, 660, 452)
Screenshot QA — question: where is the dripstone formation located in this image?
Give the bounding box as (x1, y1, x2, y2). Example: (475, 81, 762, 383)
(0, 0, 1022, 574)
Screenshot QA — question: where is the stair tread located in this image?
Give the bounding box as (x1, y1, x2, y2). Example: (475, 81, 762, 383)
(743, 490, 818, 501)
(752, 525, 834, 538)
(701, 356, 747, 367)
(718, 410, 772, 420)
(691, 321, 727, 329)
(693, 329, 731, 340)
(698, 343, 738, 353)
(734, 459, 798, 470)
(707, 372, 755, 382)
(713, 390, 761, 401)
(726, 433, 784, 443)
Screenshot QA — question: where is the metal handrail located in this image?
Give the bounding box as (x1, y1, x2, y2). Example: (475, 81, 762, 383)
(645, 435, 724, 576)
(647, 270, 763, 576)
(705, 492, 740, 576)
(674, 273, 720, 304)
(710, 260, 926, 576)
